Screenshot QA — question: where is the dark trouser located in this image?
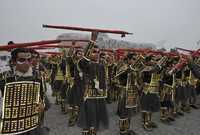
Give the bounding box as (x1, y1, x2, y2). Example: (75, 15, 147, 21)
(117, 93, 137, 135)
(77, 98, 109, 132)
(140, 92, 160, 130)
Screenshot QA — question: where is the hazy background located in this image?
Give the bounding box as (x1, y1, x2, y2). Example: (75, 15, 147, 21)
(0, 0, 200, 50)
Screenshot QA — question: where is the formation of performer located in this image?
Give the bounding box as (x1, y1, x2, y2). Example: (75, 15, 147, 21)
(1, 25, 200, 135)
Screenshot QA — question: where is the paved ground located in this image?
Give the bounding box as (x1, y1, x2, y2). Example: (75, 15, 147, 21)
(44, 84, 200, 135)
(1, 84, 200, 135)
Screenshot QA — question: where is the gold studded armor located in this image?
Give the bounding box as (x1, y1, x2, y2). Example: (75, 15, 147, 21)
(188, 71, 198, 87)
(160, 74, 175, 102)
(84, 80, 107, 100)
(0, 81, 40, 135)
(55, 64, 65, 81)
(125, 55, 144, 108)
(125, 72, 139, 108)
(146, 73, 161, 94)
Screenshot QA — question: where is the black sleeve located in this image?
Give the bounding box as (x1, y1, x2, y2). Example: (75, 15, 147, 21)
(39, 79, 51, 111)
(188, 62, 200, 79)
(0, 80, 6, 97)
(78, 57, 90, 73)
(99, 64, 106, 90)
(44, 94, 51, 111)
(149, 65, 161, 73)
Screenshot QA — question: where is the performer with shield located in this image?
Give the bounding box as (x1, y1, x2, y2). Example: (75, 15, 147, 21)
(0, 48, 49, 135)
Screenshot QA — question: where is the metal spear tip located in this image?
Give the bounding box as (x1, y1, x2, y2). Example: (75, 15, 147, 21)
(121, 32, 133, 37)
(121, 34, 126, 37)
(42, 24, 47, 28)
(89, 40, 97, 44)
(128, 32, 133, 35)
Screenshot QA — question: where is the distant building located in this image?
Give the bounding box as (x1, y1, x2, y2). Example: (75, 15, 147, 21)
(0, 51, 11, 73)
(57, 33, 156, 49)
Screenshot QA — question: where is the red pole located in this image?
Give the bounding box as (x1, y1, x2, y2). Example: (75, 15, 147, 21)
(43, 24, 133, 41)
(43, 24, 133, 35)
(0, 40, 61, 51)
(0, 39, 89, 51)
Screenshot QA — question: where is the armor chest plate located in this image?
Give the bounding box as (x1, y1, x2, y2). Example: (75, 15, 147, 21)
(55, 68, 64, 80)
(150, 73, 161, 87)
(144, 73, 161, 94)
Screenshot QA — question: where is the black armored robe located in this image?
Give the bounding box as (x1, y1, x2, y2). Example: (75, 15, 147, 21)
(77, 57, 109, 130)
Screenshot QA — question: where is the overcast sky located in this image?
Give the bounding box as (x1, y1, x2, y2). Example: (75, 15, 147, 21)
(0, 0, 199, 49)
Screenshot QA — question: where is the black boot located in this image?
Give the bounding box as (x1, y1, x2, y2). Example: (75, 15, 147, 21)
(141, 111, 145, 123)
(55, 92, 61, 105)
(69, 106, 79, 126)
(60, 99, 65, 112)
(190, 104, 199, 109)
(119, 118, 130, 135)
(82, 130, 90, 135)
(181, 105, 191, 113)
(89, 127, 96, 135)
(68, 107, 75, 127)
(190, 97, 199, 109)
(160, 107, 171, 124)
(55, 92, 59, 105)
(127, 130, 137, 135)
(176, 105, 184, 116)
(142, 112, 153, 131)
(148, 112, 157, 128)
(167, 108, 175, 122)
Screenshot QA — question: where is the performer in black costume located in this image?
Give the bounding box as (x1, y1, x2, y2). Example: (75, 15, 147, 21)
(160, 58, 176, 124)
(140, 55, 167, 131)
(115, 53, 144, 135)
(50, 54, 67, 110)
(67, 49, 84, 126)
(0, 48, 49, 135)
(77, 41, 109, 135)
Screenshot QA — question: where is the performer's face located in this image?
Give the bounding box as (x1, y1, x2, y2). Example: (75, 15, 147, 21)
(90, 51, 98, 61)
(106, 55, 112, 64)
(15, 52, 32, 73)
(99, 54, 106, 63)
(128, 58, 134, 65)
(31, 53, 40, 66)
(76, 51, 83, 59)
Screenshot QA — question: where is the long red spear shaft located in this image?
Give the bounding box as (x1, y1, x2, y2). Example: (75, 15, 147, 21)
(176, 47, 200, 57)
(43, 24, 133, 41)
(43, 24, 132, 35)
(27, 45, 83, 50)
(0, 40, 61, 51)
(176, 47, 194, 53)
(115, 48, 180, 57)
(0, 39, 89, 51)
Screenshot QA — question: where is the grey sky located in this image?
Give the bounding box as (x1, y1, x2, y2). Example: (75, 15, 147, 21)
(0, 0, 199, 49)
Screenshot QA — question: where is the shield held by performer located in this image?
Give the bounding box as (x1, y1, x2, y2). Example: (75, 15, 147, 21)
(1, 81, 41, 135)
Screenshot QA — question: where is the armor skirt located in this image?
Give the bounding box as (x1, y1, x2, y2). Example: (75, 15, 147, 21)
(187, 85, 197, 98)
(140, 92, 160, 112)
(77, 98, 109, 130)
(53, 80, 68, 102)
(117, 93, 137, 118)
(160, 101, 174, 109)
(67, 83, 83, 106)
(175, 85, 187, 103)
(52, 80, 64, 93)
(184, 85, 192, 99)
(196, 81, 200, 95)
(160, 92, 174, 109)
